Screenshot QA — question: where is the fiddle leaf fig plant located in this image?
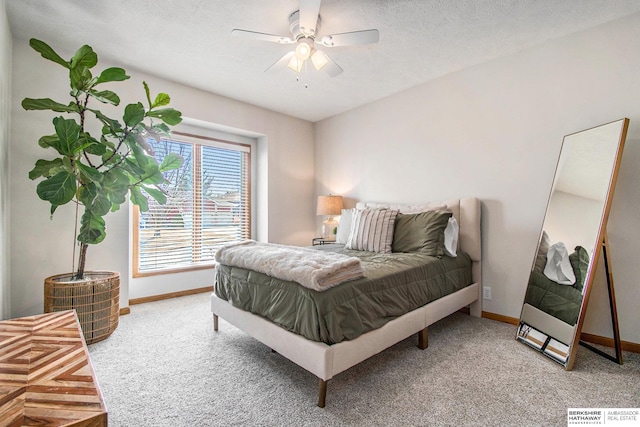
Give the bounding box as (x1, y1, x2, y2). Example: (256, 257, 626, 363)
(22, 38, 183, 280)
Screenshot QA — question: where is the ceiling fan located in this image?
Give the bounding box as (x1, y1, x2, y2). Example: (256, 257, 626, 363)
(231, 0, 379, 77)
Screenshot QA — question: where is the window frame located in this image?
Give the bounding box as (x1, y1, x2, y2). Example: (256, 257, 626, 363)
(132, 130, 252, 278)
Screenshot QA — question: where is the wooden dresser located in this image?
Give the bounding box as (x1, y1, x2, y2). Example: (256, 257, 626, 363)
(0, 310, 108, 426)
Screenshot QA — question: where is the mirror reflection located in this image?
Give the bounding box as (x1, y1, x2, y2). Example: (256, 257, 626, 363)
(517, 118, 628, 368)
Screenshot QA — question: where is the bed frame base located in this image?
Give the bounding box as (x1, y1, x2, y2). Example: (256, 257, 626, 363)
(211, 282, 479, 407)
(314, 327, 428, 408)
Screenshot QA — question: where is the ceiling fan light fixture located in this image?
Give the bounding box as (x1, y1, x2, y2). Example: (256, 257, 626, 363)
(311, 50, 328, 70)
(287, 55, 304, 73)
(234, 1, 379, 78)
(295, 39, 312, 60)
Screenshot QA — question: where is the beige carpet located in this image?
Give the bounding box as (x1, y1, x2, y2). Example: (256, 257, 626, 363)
(88, 293, 639, 426)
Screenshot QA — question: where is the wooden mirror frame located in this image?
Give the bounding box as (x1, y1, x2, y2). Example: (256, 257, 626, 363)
(517, 118, 629, 370)
(565, 118, 628, 370)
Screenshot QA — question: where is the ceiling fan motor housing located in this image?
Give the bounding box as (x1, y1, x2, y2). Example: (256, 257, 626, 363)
(289, 10, 320, 40)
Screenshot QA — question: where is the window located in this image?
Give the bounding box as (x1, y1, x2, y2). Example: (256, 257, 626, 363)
(133, 132, 251, 276)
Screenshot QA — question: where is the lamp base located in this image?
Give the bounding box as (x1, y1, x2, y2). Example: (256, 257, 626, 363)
(321, 217, 338, 241)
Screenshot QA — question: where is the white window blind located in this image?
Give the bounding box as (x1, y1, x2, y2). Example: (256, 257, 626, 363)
(133, 132, 251, 275)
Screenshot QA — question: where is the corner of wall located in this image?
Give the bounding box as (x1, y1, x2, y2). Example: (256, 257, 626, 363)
(1, 0, 13, 319)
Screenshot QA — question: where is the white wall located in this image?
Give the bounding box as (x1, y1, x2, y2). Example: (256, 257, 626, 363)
(315, 13, 640, 344)
(9, 40, 315, 316)
(0, 0, 11, 320)
(545, 191, 602, 254)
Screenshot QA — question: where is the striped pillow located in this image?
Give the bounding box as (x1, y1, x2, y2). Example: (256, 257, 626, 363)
(345, 208, 399, 253)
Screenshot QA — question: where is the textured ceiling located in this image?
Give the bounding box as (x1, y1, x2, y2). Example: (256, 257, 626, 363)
(6, 0, 640, 122)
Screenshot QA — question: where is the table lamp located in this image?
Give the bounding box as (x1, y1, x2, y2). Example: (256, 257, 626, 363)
(316, 195, 343, 241)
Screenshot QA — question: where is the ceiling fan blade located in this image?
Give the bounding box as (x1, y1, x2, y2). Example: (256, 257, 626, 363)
(299, 0, 321, 37)
(232, 29, 294, 44)
(321, 52, 343, 77)
(318, 29, 379, 47)
(265, 51, 296, 73)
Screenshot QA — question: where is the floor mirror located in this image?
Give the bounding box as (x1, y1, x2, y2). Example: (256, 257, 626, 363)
(516, 118, 629, 370)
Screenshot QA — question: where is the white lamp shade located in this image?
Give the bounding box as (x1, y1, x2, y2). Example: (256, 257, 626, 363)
(287, 55, 304, 73)
(311, 50, 329, 70)
(295, 40, 312, 60)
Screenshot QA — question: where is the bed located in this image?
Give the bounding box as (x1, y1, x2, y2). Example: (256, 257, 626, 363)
(523, 271, 583, 326)
(524, 236, 590, 328)
(211, 197, 482, 407)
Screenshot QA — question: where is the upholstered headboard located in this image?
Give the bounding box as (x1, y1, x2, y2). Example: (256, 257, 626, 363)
(355, 198, 481, 263)
(352, 197, 482, 315)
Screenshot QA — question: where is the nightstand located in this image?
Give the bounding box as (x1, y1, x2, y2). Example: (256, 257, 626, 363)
(312, 237, 335, 246)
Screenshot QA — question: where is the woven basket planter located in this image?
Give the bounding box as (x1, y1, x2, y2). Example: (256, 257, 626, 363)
(44, 271, 120, 344)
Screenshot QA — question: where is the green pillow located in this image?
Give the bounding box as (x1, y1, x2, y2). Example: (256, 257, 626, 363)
(392, 211, 452, 256)
(533, 231, 550, 273)
(569, 246, 590, 292)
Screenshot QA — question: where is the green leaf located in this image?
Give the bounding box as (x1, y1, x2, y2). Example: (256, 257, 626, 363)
(159, 152, 183, 172)
(79, 184, 111, 217)
(103, 169, 129, 206)
(29, 158, 64, 180)
(108, 187, 128, 208)
(53, 116, 81, 156)
(89, 90, 120, 106)
(78, 210, 106, 244)
(100, 135, 117, 151)
(126, 134, 152, 169)
(150, 122, 171, 136)
(146, 108, 182, 126)
(77, 162, 104, 184)
(38, 134, 59, 149)
(129, 186, 149, 211)
(87, 108, 123, 135)
(22, 98, 78, 113)
(77, 182, 97, 207)
(36, 171, 77, 206)
(142, 185, 167, 204)
(123, 157, 146, 177)
(142, 169, 165, 185)
(95, 67, 130, 84)
(123, 102, 145, 127)
(143, 81, 152, 109)
(80, 133, 107, 156)
(29, 38, 69, 69)
(70, 45, 98, 70)
(92, 193, 112, 216)
(151, 93, 171, 109)
(50, 204, 60, 216)
(69, 66, 93, 92)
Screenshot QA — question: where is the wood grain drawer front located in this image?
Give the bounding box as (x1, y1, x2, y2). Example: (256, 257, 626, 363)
(0, 310, 107, 427)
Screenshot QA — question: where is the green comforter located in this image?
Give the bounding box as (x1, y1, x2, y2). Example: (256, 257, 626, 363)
(524, 271, 583, 326)
(214, 244, 473, 344)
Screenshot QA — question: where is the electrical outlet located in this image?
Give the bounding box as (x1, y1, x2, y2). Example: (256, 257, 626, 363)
(483, 287, 492, 300)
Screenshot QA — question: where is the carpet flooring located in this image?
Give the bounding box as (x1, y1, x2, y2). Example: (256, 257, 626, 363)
(87, 293, 639, 426)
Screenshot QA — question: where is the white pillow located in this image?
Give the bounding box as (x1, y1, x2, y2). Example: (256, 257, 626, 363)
(345, 208, 399, 253)
(544, 242, 575, 285)
(443, 217, 459, 257)
(336, 208, 354, 244)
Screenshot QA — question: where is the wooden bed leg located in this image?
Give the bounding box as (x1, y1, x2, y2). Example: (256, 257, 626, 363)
(213, 314, 218, 332)
(318, 379, 328, 408)
(418, 328, 428, 350)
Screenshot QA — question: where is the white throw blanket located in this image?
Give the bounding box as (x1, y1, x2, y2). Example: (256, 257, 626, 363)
(214, 240, 365, 291)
